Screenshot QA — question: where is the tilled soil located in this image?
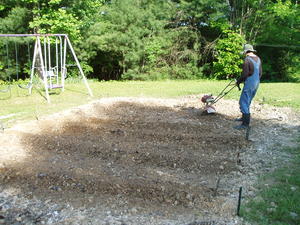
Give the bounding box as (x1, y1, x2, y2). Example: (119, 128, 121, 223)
(0, 96, 299, 225)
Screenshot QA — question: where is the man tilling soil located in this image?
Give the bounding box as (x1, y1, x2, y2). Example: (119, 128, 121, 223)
(234, 44, 262, 130)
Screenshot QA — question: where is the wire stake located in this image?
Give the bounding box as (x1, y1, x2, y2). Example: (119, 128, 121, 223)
(237, 187, 243, 216)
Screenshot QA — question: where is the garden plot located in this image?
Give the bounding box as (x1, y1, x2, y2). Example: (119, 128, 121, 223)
(0, 97, 299, 225)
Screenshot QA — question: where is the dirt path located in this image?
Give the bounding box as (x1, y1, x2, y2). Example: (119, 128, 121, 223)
(0, 96, 299, 225)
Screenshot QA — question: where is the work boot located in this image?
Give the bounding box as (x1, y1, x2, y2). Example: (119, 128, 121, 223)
(234, 113, 250, 130)
(234, 117, 243, 122)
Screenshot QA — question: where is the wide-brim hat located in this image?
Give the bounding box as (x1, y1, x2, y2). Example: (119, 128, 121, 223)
(242, 44, 256, 54)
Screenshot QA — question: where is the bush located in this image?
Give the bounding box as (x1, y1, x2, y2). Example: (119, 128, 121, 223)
(287, 54, 300, 82)
(168, 64, 202, 80)
(212, 30, 245, 80)
(122, 64, 202, 81)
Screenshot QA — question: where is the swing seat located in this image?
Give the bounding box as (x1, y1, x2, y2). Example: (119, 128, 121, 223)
(48, 84, 63, 89)
(46, 67, 58, 77)
(0, 85, 11, 93)
(18, 82, 32, 89)
(44, 67, 63, 89)
(46, 70, 56, 77)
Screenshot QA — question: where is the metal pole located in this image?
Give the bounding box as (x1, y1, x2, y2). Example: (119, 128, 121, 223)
(62, 36, 67, 92)
(48, 36, 51, 69)
(29, 38, 38, 95)
(55, 37, 59, 85)
(237, 187, 243, 216)
(15, 42, 19, 80)
(59, 36, 64, 91)
(56, 37, 58, 70)
(37, 37, 50, 103)
(0, 34, 68, 37)
(43, 37, 47, 72)
(65, 36, 93, 97)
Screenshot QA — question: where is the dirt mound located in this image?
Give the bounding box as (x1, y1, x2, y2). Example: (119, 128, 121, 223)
(0, 96, 299, 224)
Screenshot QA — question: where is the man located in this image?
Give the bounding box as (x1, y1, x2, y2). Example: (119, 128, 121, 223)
(235, 44, 262, 129)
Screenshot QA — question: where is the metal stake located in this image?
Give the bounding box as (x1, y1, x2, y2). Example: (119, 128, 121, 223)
(237, 187, 243, 216)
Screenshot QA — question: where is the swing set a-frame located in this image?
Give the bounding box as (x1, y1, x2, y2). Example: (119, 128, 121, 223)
(0, 34, 93, 103)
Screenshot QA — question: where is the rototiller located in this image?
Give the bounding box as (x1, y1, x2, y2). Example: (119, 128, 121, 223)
(201, 80, 241, 114)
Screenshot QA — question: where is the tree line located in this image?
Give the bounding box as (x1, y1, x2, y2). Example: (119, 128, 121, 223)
(0, 0, 299, 82)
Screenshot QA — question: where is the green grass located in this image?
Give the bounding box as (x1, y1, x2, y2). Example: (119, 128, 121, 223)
(241, 145, 300, 225)
(89, 80, 300, 110)
(1, 79, 300, 126)
(258, 82, 300, 109)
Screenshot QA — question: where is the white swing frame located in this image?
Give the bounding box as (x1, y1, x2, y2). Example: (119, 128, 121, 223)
(0, 34, 93, 103)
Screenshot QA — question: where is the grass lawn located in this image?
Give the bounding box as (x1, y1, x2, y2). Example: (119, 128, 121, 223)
(241, 144, 300, 225)
(1, 80, 300, 125)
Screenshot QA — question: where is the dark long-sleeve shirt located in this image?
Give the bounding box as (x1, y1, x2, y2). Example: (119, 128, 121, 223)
(237, 55, 262, 84)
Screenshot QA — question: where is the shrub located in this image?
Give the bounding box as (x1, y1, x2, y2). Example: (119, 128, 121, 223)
(212, 30, 245, 80)
(168, 64, 202, 80)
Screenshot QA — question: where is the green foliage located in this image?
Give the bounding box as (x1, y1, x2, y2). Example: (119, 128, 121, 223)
(177, 0, 228, 29)
(0, 7, 31, 33)
(85, 0, 177, 80)
(167, 64, 202, 80)
(212, 29, 245, 79)
(123, 64, 202, 81)
(0, 0, 104, 80)
(0, 0, 299, 81)
(122, 68, 170, 81)
(144, 38, 166, 68)
(28, 0, 104, 40)
(226, 0, 300, 82)
(287, 54, 300, 82)
(250, 0, 300, 81)
(256, 0, 299, 46)
(30, 8, 81, 41)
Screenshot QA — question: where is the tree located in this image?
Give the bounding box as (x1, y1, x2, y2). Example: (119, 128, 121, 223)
(28, 0, 103, 41)
(0, 0, 298, 81)
(227, 0, 300, 81)
(84, 0, 177, 80)
(0, 0, 105, 79)
(212, 28, 245, 79)
(252, 0, 300, 81)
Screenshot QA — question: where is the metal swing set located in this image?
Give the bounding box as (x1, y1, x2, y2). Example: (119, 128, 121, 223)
(0, 34, 93, 103)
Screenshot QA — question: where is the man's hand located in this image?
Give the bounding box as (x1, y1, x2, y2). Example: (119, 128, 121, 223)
(235, 79, 241, 91)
